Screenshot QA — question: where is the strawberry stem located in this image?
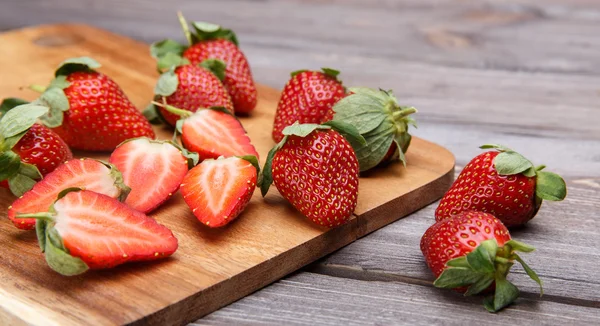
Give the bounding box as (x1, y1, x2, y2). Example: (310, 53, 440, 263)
(28, 84, 47, 93)
(177, 11, 193, 46)
(535, 165, 546, 171)
(392, 107, 417, 120)
(15, 212, 55, 222)
(151, 100, 193, 118)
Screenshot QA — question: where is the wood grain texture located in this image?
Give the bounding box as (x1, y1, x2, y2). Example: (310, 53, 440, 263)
(0, 24, 454, 325)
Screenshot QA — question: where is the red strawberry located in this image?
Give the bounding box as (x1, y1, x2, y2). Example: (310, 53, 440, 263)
(0, 99, 73, 196)
(272, 68, 346, 143)
(435, 144, 567, 227)
(25, 57, 155, 151)
(151, 13, 257, 114)
(8, 158, 130, 230)
(260, 122, 364, 228)
(181, 156, 258, 227)
(109, 137, 197, 213)
(332, 88, 417, 171)
(154, 102, 259, 161)
(17, 189, 178, 276)
(420, 211, 542, 312)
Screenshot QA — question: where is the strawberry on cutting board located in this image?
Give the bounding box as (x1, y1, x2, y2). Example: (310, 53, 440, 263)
(8, 158, 130, 230)
(16, 189, 178, 276)
(333, 88, 417, 172)
(22, 57, 155, 151)
(435, 144, 567, 227)
(181, 156, 259, 227)
(421, 211, 542, 312)
(260, 122, 364, 228)
(0, 99, 72, 196)
(272, 68, 346, 143)
(151, 12, 257, 114)
(109, 137, 198, 213)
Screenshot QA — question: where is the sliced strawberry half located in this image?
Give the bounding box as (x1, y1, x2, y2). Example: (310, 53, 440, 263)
(17, 189, 178, 275)
(180, 156, 258, 227)
(8, 158, 130, 230)
(109, 137, 197, 213)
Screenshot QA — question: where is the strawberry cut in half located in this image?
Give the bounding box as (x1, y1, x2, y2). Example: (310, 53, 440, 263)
(8, 158, 130, 230)
(180, 156, 259, 227)
(153, 101, 259, 161)
(109, 137, 198, 213)
(17, 189, 178, 276)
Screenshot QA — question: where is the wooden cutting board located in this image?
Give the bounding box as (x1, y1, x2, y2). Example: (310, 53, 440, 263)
(0, 24, 455, 326)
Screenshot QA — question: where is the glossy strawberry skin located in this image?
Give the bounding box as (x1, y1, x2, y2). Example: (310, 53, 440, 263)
(183, 39, 257, 114)
(272, 129, 359, 227)
(53, 71, 155, 151)
(421, 211, 512, 279)
(160, 65, 234, 126)
(272, 71, 345, 143)
(435, 151, 538, 227)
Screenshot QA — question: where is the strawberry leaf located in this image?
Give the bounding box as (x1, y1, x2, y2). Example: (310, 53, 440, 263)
(333, 91, 388, 134)
(445, 256, 469, 268)
(433, 267, 488, 289)
(466, 239, 497, 274)
(464, 276, 495, 296)
(100, 160, 131, 202)
(290, 69, 307, 78)
(350, 122, 395, 172)
(282, 122, 325, 137)
(321, 67, 340, 79)
(505, 239, 535, 253)
(200, 58, 227, 81)
(155, 67, 180, 97)
(48, 75, 71, 89)
(322, 120, 366, 145)
(259, 137, 287, 196)
(55, 56, 101, 77)
(191, 21, 239, 46)
(0, 103, 49, 138)
(0, 98, 29, 119)
(36, 219, 48, 251)
(0, 150, 21, 181)
(480, 144, 512, 152)
(157, 52, 190, 72)
(535, 171, 567, 201)
(143, 103, 163, 125)
(8, 173, 38, 197)
(493, 151, 534, 176)
(487, 278, 519, 313)
(43, 229, 89, 276)
(514, 254, 543, 295)
(151, 39, 186, 59)
(37, 88, 70, 128)
(239, 155, 260, 175)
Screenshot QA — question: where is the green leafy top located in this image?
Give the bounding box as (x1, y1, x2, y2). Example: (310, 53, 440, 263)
(55, 57, 101, 77)
(481, 144, 567, 202)
(433, 239, 542, 313)
(290, 68, 341, 80)
(259, 121, 365, 196)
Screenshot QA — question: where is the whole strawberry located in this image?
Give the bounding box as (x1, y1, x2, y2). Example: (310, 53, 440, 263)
(24, 57, 155, 151)
(272, 68, 346, 143)
(146, 54, 233, 126)
(0, 99, 72, 196)
(151, 12, 257, 114)
(333, 88, 417, 171)
(421, 211, 542, 312)
(260, 122, 364, 228)
(436, 144, 567, 227)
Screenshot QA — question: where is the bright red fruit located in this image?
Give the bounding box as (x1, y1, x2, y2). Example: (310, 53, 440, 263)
(109, 138, 194, 213)
(272, 69, 345, 143)
(19, 189, 177, 276)
(8, 158, 130, 230)
(435, 145, 567, 227)
(181, 156, 258, 227)
(421, 211, 542, 312)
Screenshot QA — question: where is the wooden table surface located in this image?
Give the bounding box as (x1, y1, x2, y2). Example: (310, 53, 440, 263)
(2, 0, 599, 325)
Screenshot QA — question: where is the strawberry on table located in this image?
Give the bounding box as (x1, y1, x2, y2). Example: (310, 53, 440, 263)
(0, 99, 72, 196)
(272, 68, 346, 143)
(151, 12, 257, 114)
(260, 122, 364, 228)
(23, 57, 155, 151)
(421, 211, 542, 312)
(435, 144, 567, 227)
(333, 88, 417, 172)
(8, 158, 130, 230)
(17, 189, 178, 276)
(181, 156, 259, 228)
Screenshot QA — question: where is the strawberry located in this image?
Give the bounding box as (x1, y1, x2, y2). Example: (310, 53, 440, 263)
(435, 144, 567, 227)
(272, 68, 345, 143)
(16, 189, 178, 276)
(332, 88, 417, 171)
(24, 57, 155, 151)
(109, 137, 198, 213)
(0, 99, 72, 196)
(260, 122, 364, 227)
(420, 211, 542, 312)
(181, 156, 258, 227)
(153, 102, 259, 161)
(151, 12, 257, 114)
(7, 158, 130, 230)
(145, 56, 234, 126)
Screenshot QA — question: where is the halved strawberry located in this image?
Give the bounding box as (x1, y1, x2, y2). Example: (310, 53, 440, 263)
(109, 137, 197, 213)
(180, 156, 258, 227)
(7, 158, 130, 230)
(17, 189, 178, 275)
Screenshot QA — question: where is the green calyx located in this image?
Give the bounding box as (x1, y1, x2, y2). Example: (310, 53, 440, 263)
(237, 155, 261, 175)
(332, 87, 417, 171)
(258, 121, 364, 197)
(480, 144, 567, 202)
(199, 58, 227, 81)
(434, 239, 542, 313)
(54, 57, 101, 77)
(16, 188, 89, 276)
(290, 68, 341, 80)
(96, 160, 131, 202)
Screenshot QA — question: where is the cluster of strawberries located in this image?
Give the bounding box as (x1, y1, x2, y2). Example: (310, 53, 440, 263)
(420, 145, 567, 312)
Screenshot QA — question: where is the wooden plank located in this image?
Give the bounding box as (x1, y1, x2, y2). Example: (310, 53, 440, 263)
(0, 24, 454, 325)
